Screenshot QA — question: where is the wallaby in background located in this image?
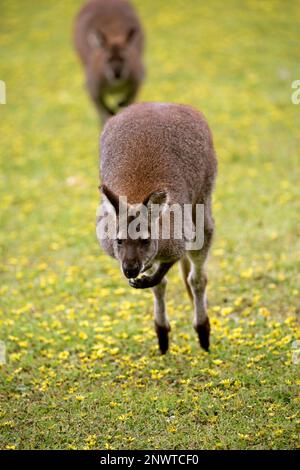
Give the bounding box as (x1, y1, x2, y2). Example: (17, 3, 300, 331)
(97, 103, 217, 354)
(74, 0, 145, 123)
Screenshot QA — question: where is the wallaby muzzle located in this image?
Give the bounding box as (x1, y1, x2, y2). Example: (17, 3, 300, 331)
(122, 261, 141, 279)
(109, 58, 124, 80)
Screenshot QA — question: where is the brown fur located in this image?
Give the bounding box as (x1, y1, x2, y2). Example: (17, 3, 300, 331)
(74, 0, 144, 123)
(98, 103, 217, 353)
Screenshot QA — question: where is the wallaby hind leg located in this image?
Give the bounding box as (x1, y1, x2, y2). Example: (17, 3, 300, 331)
(187, 207, 214, 351)
(152, 277, 170, 354)
(100, 108, 113, 126)
(180, 255, 193, 301)
(86, 78, 115, 125)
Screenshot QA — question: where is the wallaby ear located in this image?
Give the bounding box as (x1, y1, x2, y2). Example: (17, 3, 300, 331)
(100, 184, 120, 214)
(143, 190, 168, 207)
(88, 30, 106, 49)
(142, 191, 168, 228)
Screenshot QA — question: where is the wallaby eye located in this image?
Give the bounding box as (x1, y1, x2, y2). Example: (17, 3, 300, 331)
(141, 238, 151, 246)
(127, 27, 136, 43)
(117, 238, 123, 246)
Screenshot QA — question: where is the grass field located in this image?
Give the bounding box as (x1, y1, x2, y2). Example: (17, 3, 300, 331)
(1, 0, 300, 450)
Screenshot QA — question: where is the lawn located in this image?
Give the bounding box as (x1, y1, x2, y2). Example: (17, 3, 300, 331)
(0, 0, 300, 450)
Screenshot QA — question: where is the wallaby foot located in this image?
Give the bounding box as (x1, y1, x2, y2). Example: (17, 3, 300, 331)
(155, 321, 170, 355)
(129, 275, 155, 289)
(129, 261, 176, 289)
(194, 317, 210, 352)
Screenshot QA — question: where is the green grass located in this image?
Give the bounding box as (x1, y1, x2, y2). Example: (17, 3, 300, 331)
(0, 0, 300, 450)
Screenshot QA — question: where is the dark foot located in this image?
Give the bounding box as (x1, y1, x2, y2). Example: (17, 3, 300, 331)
(118, 100, 128, 108)
(194, 318, 210, 352)
(154, 322, 170, 355)
(129, 262, 176, 290)
(129, 276, 157, 289)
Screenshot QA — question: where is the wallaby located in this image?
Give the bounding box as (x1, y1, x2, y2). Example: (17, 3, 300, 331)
(74, 0, 144, 124)
(97, 103, 217, 354)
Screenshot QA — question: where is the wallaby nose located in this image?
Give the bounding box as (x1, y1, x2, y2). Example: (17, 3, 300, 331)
(123, 262, 140, 279)
(112, 63, 122, 79)
(109, 58, 123, 80)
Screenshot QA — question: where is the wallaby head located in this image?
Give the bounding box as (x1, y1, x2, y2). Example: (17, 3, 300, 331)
(88, 24, 140, 82)
(101, 184, 167, 279)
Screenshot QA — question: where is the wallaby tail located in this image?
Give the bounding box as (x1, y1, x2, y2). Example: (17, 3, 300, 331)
(179, 255, 193, 302)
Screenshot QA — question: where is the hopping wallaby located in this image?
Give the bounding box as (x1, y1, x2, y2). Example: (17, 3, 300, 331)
(74, 0, 145, 124)
(97, 103, 217, 354)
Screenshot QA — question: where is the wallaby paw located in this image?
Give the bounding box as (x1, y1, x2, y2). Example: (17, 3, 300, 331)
(194, 318, 211, 352)
(118, 100, 127, 108)
(129, 276, 152, 289)
(154, 322, 170, 355)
